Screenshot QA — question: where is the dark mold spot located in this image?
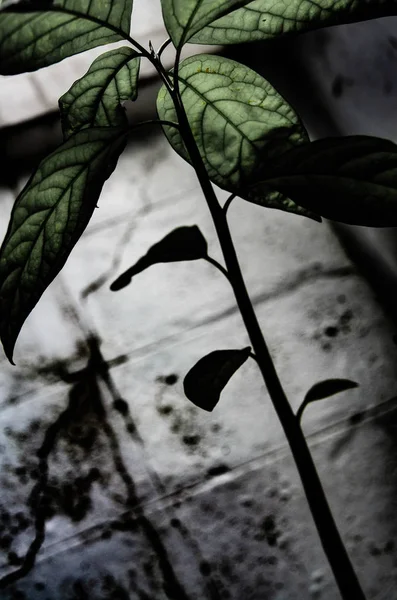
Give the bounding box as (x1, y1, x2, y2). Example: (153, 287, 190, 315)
(241, 497, 254, 508)
(182, 434, 200, 447)
(101, 529, 113, 540)
(170, 518, 181, 529)
(201, 501, 214, 514)
(0, 534, 12, 550)
(324, 326, 338, 338)
(171, 421, 181, 434)
(369, 543, 382, 556)
(256, 515, 280, 547)
(89, 467, 101, 482)
(349, 412, 365, 426)
(331, 74, 354, 98)
(1, 509, 10, 524)
(34, 582, 46, 591)
(340, 310, 353, 326)
(113, 398, 129, 416)
(157, 405, 173, 416)
(275, 581, 284, 590)
(14, 467, 27, 478)
(200, 561, 212, 576)
(207, 464, 230, 478)
(164, 374, 178, 386)
(45, 472, 96, 522)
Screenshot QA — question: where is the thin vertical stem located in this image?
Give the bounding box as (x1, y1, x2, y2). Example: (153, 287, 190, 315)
(170, 86, 366, 600)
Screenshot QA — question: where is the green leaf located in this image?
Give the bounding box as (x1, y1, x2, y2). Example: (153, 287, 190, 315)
(246, 136, 397, 226)
(59, 47, 140, 139)
(0, 0, 133, 74)
(184, 347, 251, 412)
(0, 127, 127, 363)
(297, 378, 358, 423)
(191, 0, 397, 45)
(160, 0, 253, 48)
(157, 54, 308, 207)
(110, 225, 208, 291)
(239, 185, 321, 221)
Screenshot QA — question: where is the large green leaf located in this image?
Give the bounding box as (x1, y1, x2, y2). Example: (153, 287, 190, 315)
(0, 0, 133, 74)
(160, 0, 253, 48)
(191, 0, 397, 45)
(244, 136, 397, 226)
(0, 127, 127, 362)
(60, 47, 140, 139)
(157, 54, 308, 217)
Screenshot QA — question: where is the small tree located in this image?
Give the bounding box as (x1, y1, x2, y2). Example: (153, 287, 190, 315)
(1, 1, 397, 597)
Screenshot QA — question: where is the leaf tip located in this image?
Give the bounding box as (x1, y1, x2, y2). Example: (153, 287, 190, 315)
(3, 339, 16, 366)
(110, 273, 132, 292)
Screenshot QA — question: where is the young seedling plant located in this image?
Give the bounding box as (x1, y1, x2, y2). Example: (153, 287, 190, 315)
(1, 1, 397, 598)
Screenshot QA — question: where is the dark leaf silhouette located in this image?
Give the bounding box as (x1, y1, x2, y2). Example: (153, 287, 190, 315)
(110, 225, 208, 291)
(184, 347, 251, 411)
(297, 378, 359, 423)
(245, 136, 397, 226)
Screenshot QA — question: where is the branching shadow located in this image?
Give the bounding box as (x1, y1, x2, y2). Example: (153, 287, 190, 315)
(0, 337, 192, 599)
(0, 335, 225, 600)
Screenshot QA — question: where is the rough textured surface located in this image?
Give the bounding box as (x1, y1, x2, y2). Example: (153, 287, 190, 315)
(1, 15, 397, 600)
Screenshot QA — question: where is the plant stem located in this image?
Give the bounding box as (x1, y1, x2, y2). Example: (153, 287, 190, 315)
(128, 120, 180, 134)
(296, 398, 310, 425)
(171, 90, 367, 600)
(223, 193, 236, 215)
(204, 255, 231, 281)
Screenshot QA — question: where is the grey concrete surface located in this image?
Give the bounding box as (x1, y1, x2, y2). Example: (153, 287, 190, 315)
(1, 12, 397, 600)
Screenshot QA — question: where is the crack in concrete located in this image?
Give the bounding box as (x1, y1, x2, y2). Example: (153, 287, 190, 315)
(197, 263, 356, 331)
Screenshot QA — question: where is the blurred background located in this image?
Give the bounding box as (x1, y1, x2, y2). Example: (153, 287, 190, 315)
(1, 2, 397, 599)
